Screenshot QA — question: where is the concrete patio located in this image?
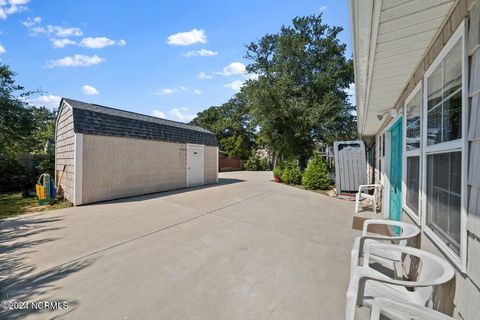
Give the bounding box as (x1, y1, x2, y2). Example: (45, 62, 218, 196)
(0, 171, 360, 319)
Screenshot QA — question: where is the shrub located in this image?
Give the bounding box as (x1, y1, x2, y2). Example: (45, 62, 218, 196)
(302, 153, 330, 189)
(281, 160, 302, 185)
(244, 154, 270, 171)
(273, 163, 283, 177)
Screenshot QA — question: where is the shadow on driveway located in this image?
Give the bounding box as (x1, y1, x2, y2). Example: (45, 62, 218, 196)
(0, 216, 94, 319)
(87, 177, 246, 205)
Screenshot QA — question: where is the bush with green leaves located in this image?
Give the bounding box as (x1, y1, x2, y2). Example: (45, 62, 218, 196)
(273, 163, 283, 177)
(302, 153, 330, 189)
(281, 160, 302, 185)
(244, 154, 269, 171)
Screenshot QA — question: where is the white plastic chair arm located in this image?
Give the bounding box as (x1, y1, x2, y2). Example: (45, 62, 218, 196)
(357, 235, 406, 260)
(358, 184, 382, 194)
(363, 243, 454, 286)
(362, 219, 414, 235)
(370, 297, 455, 320)
(353, 265, 444, 289)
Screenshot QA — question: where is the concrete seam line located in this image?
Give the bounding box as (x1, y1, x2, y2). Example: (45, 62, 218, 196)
(2, 190, 272, 291)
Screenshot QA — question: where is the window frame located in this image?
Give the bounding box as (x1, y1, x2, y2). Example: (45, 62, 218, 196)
(402, 82, 423, 225)
(421, 20, 468, 272)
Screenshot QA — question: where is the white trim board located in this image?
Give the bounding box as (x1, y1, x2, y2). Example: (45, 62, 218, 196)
(74, 133, 83, 206)
(402, 81, 423, 226)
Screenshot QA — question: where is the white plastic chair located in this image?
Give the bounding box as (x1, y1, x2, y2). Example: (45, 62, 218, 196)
(355, 184, 381, 213)
(351, 219, 420, 276)
(370, 297, 455, 320)
(346, 243, 455, 320)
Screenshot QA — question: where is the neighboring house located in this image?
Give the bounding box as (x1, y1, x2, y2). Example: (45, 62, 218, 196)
(55, 98, 218, 205)
(350, 0, 480, 318)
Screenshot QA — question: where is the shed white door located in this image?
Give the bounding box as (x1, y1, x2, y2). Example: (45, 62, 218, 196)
(187, 144, 204, 187)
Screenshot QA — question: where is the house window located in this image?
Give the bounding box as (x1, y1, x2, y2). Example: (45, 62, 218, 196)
(406, 157, 420, 213)
(423, 21, 466, 268)
(426, 152, 462, 255)
(426, 40, 462, 146)
(403, 84, 422, 221)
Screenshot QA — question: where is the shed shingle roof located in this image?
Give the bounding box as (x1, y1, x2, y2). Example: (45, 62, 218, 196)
(62, 98, 217, 146)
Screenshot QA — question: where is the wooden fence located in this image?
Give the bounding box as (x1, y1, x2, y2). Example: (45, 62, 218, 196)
(219, 158, 243, 172)
(334, 140, 367, 193)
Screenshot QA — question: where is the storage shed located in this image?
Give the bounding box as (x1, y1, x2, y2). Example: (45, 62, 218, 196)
(55, 98, 218, 205)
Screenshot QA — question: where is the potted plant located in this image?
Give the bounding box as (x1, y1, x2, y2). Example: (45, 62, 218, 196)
(273, 164, 283, 183)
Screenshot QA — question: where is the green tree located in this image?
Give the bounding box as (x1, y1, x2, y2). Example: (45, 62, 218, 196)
(191, 93, 256, 159)
(243, 14, 356, 165)
(0, 64, 57, 191)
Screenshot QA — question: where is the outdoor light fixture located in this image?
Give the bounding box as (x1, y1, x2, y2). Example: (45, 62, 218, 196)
(376, 108, 398, 121)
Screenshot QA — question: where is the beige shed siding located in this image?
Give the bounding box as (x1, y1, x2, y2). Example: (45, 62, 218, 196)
(81, 135, 187, 204)
(55, 103, 75, 203)
(204, 146, 217, 184)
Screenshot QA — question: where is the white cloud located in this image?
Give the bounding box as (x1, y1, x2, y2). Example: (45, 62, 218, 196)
(22, 17, 83, 38)
(152, 107, 195, 122)
(9, 0, 30, 5)
(27, 25, 82, 37)
(80, 37, 126, 49)
(223, 80, 243, 91)
(0, 0, 29, 20)
(151, 110, 166, 118)
(197, 72, 212, 80)
(183, 49, 218, 57)
(345, 83, 355, 95)
(243, 73, 259, 81)
(154, 86, 188, 95)
(193, 89, 202, 95)
(319, 5, 327, 12)
(0, 44, 6, 54)
(82, 85, 99, 95)
(47, 54, 105, 68)
(155, 88, 175, 95)
(29, 94, 62, 109)
(345, 83, 355, 104)
(51, 38, 76, 48)
(169, 108, 195, 122)
(22, 16, 41, 27)
(218, 62, 246, 76)
(167, 28, 206, 46)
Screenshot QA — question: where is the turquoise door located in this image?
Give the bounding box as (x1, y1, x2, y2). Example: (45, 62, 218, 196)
(389, 118, 403, 221)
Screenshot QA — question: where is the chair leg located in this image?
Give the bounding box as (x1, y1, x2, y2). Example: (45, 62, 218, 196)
(350, 249, 359, 278)
(373, 198, 376, 214)
(345, 291, 358, 320)
(355, 194, 360, 213)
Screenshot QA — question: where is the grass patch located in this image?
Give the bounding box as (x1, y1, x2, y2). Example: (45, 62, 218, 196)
(0, 193, 72, 220)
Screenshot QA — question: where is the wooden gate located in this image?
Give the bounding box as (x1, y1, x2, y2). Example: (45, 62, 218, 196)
(334, 140, 367, 193)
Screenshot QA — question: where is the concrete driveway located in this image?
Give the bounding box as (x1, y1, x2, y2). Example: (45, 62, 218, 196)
(0, 171, 359, 319)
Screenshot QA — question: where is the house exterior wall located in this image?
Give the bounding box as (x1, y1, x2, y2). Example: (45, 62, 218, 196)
(81, 134, 188, 204)
(373, 1, 480, 319)
(55, 102, 75, 203)
(204, 146, 218, 184)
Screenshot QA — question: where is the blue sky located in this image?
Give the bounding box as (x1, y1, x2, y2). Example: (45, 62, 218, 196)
(1, 0, 352, 122)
